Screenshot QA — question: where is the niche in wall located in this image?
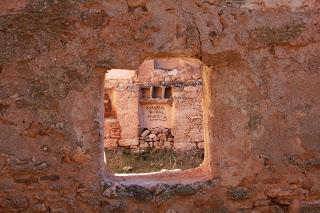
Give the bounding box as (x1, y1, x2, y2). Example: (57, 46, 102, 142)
(152, 86, 162, 99)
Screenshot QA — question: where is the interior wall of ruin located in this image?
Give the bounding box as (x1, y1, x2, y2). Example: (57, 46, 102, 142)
(172, 84, 204, 150)
(0, 0, 319, 212)
(104, 70, 140, 148)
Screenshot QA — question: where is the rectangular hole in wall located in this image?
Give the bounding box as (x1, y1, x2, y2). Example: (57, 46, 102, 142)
(141, 87, 151, 99)
(103, 58, 210, 183)
(152, 86, 162, 99)
(164, 86, 172, 99)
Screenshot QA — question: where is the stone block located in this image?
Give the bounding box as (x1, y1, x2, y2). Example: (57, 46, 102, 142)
(104, 139, 118, 148)
(141, 130, 150, 137)
(106, 69, 135, 80)
(174, 143, 197, 151)
(163, 129, 170, 136)
(118, 139, 139, 146)
(149, 133, 156, 138)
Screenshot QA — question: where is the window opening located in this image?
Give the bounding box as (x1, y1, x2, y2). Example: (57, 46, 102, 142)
(164, 86, 172, 99)
(141, 87, 151, 99)
(152, 86, 162, 99)
(104, 59, 205, 175)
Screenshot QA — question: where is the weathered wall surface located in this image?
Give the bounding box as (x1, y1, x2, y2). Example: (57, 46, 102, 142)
(172, 85, 204, 150)
(0, 0, 320, 212)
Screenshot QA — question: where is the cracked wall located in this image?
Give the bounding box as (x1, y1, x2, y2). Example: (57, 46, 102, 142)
(0, 0, 320, 212)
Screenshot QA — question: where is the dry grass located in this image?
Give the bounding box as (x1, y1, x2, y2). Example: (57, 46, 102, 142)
(105, 148, 204, 174)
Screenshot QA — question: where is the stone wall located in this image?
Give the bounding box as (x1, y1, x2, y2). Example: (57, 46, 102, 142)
(0, 0, 320, 212)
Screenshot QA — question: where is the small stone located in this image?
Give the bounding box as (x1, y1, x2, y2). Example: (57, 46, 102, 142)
(125, 185, 153, 201)
(171, 184, 196, 196)
(141, 130, 150, 138)
(274, 197, 293, 205)
(149, 134, 156, 138)
(152, 136, 159, 141)
(163, 129, 170, 136)
(122, 166, 133, 172)
(34, 162, 49, 170)
(168, 69, 178, 76)
(149, 142, 154, 147)
(146, 137, 153, 142)
(9, 93, 21, 101)
(102, 183, 126, 198)
(139, 143, 149, 148)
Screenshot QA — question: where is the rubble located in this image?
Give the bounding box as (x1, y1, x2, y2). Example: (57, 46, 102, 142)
(138, 127, 174, 149)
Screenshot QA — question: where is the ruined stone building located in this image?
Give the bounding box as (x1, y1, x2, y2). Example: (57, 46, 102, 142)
(104, 58, 204, 151)
(0, 0, 320, 212)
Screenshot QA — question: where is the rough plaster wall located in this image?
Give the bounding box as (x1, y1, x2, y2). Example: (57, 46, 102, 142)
(0, 0, 320, 212)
